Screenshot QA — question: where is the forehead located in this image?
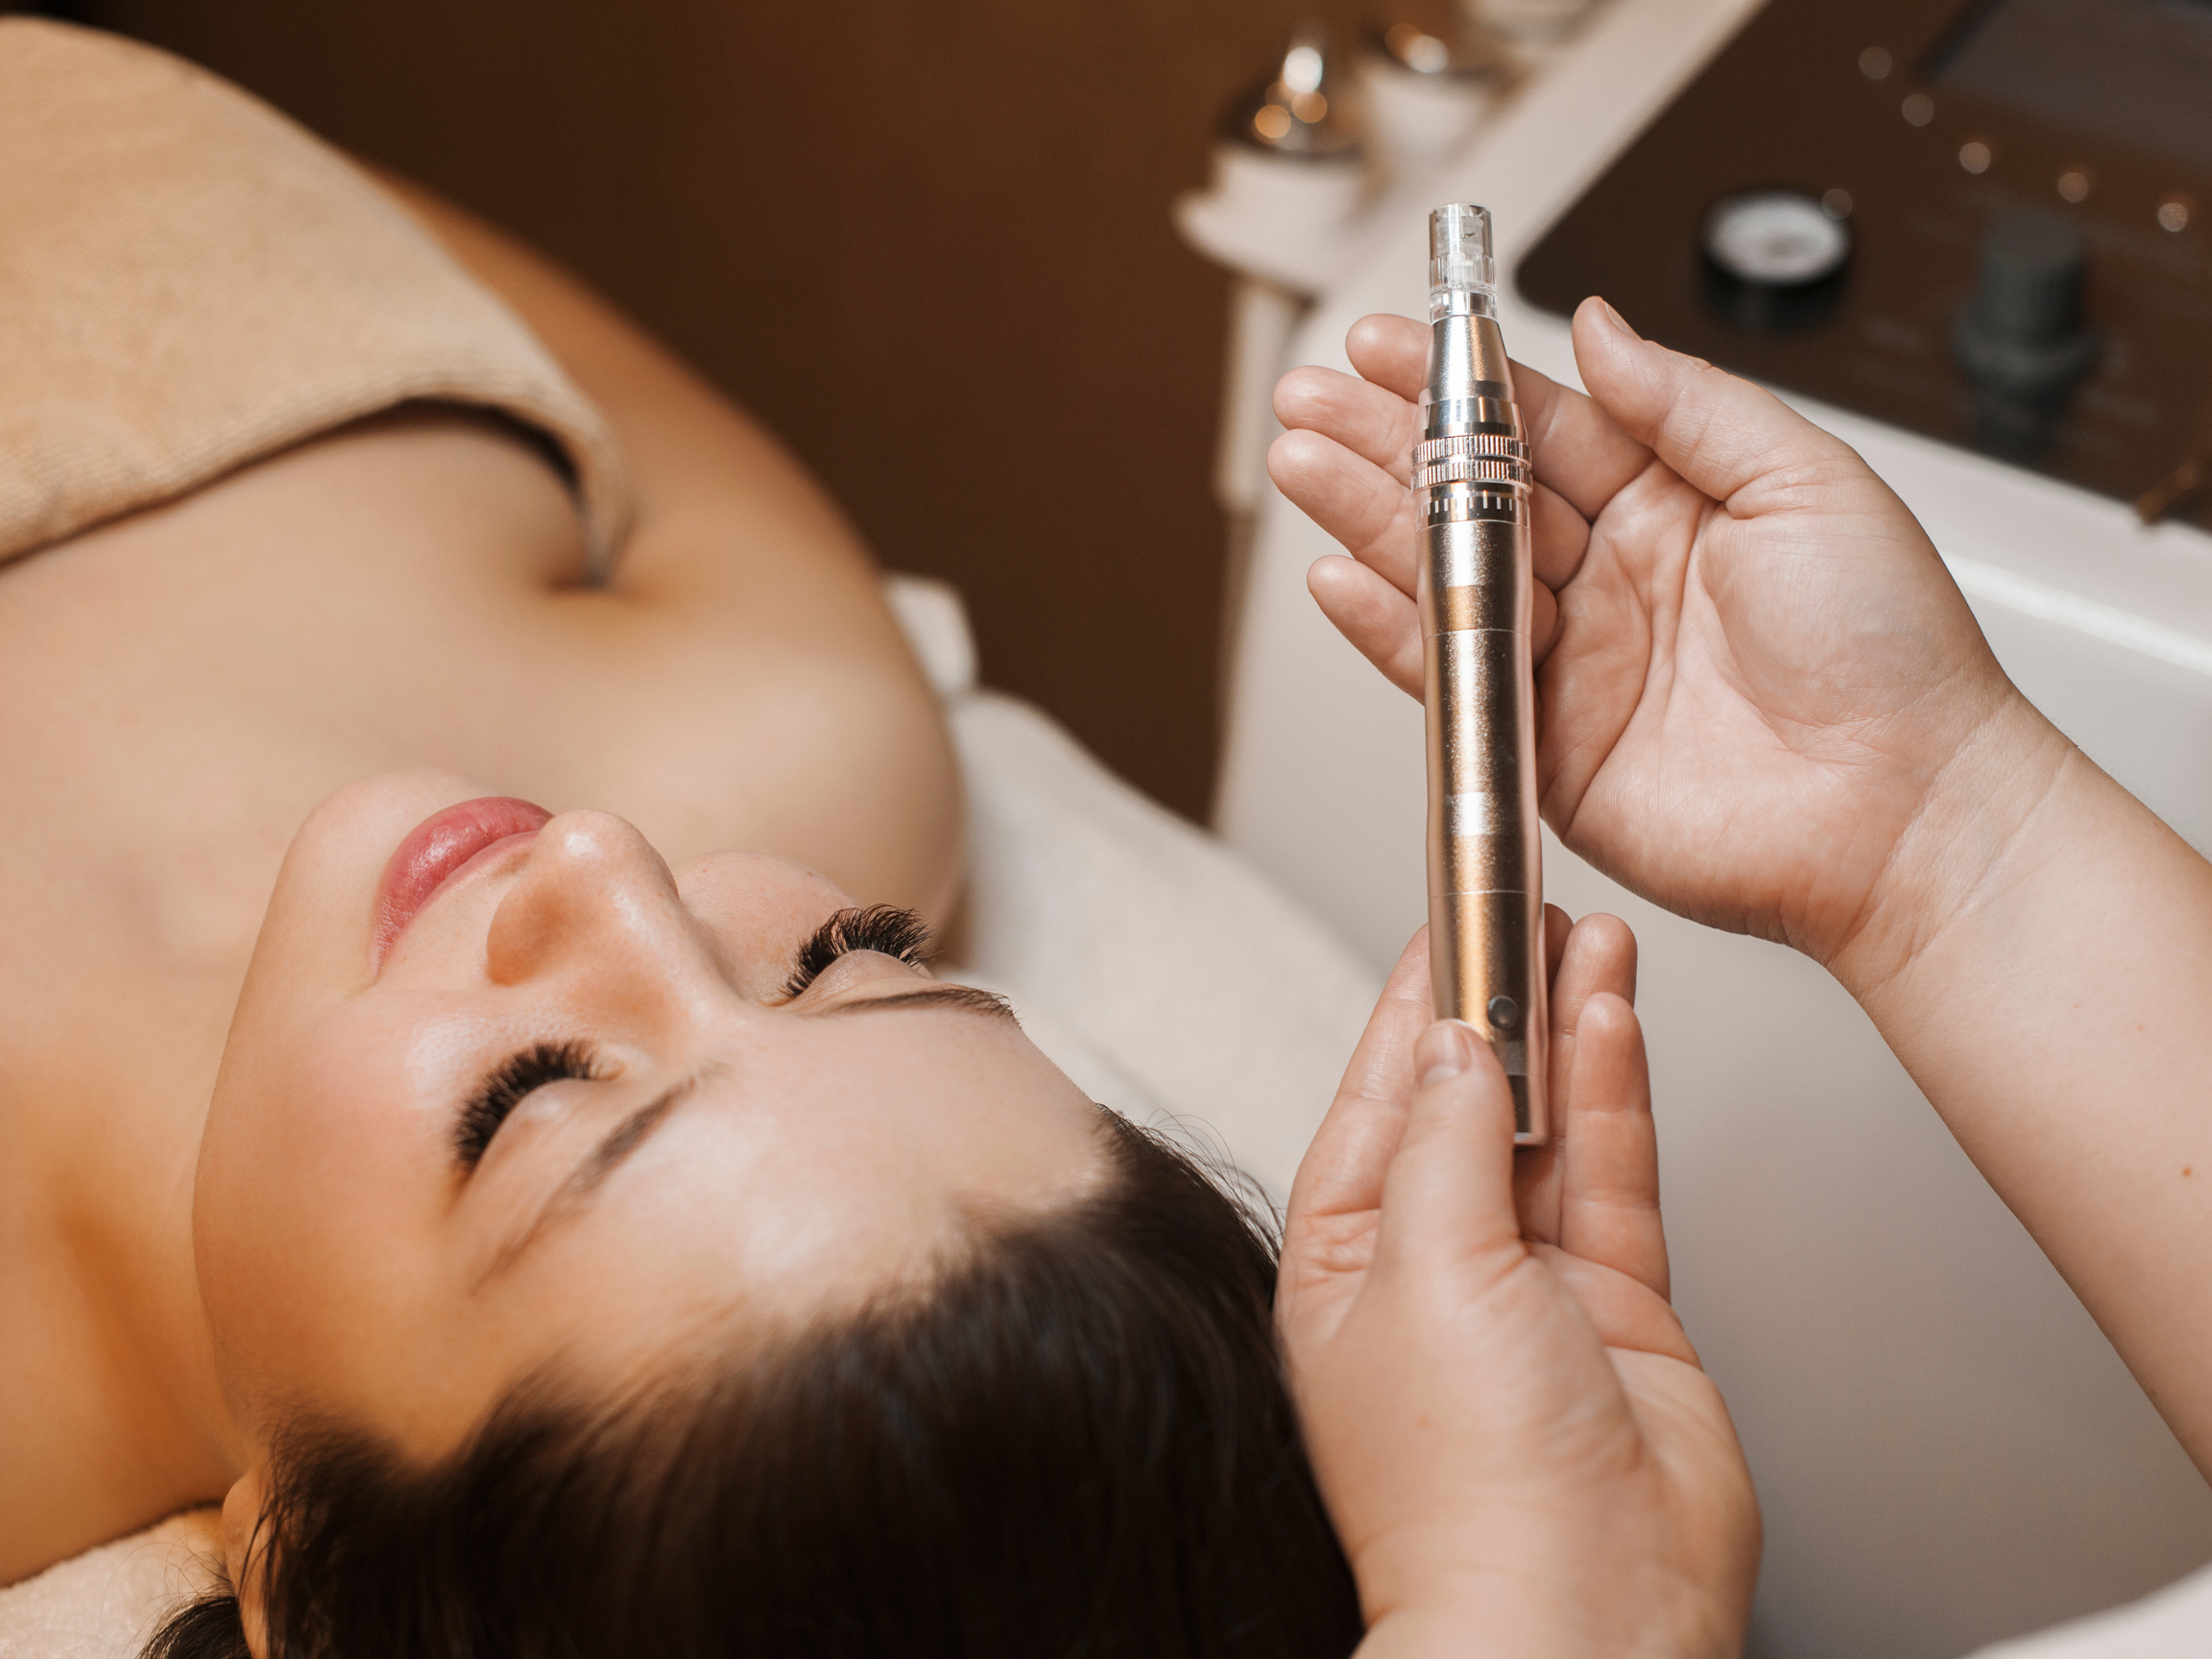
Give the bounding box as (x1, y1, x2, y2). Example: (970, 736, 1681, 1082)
(598, 1006, 1094, 1236)
(437, 1005, 1107, 1408)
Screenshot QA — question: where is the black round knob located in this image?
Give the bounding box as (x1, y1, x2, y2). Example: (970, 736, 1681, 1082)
(1955, 214, 2098, 395)
(1486, 995, 1519, 1032)
(1973, 215, 2084, 340)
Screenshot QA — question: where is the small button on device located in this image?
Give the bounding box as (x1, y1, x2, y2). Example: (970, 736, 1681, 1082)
(1486, 994, 1520, 1030)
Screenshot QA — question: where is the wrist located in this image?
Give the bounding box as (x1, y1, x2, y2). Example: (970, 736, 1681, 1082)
(1354, 1576, 1739, 1659)
(1822, 685, 2074, 1002)
(1357, 1585, 1586, 1659)
(1345, 1519, 1747, 1659)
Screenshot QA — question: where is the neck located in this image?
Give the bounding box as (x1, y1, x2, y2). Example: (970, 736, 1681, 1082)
(96, 1058, 248, 1483)
(2, 987, 242, 1580)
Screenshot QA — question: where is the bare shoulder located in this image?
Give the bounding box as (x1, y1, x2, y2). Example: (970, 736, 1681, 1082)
(364, 171, 962, 917)
(367, 169, 880, 612)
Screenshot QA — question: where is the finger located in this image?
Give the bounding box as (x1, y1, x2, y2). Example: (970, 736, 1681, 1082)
(1286, 927, 1435, 1227)
(1554, 911, 1638, 1030)
(1309, 555, 1424, 699)
(1572, 296, 1863, 512)
(1348, 308, 1656, 536)
(1345, 312, 1427, 401)
(1531, 580, 1561, 667)
(1293, 326, 1593, 695)
(1309, 553, 1559, 700)
(1557, 991, 1669, 1301)
(1274, 364, 1420, 484)
(1518, 912, 1637, 1243)
(1338, 327, 1602, 652)
(1316, 325, 1601, 583)
(1513, 904, 1574, 1233)
(1351, 311, 1648, 526)
(1500, 349, 1659, 524)
(1376, 1019, 1524, 1266)
(1530, 479, 1593, 590)
(1546, 911, 1640, 1190)
(1529, 1244, 1697, 1364)
(1268, 429, 1419, 594)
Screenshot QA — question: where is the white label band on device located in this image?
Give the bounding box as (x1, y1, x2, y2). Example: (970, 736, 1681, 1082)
(1441, 792, 1503, 836)
(1436, 544, 1485, 589)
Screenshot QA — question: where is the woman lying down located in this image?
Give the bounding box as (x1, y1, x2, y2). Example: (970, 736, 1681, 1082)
(4, 18, 1757, 1659)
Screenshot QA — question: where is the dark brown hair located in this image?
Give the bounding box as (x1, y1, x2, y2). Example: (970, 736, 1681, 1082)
(147, 1112, 1363, 1658)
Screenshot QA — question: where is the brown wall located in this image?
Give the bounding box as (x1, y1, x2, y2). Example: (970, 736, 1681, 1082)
(60, 0, 1410, 820)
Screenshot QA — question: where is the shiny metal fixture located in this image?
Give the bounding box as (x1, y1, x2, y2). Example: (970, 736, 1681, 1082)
(1415, 203, 1547, 1142)
(1226, 22, 1359, 159)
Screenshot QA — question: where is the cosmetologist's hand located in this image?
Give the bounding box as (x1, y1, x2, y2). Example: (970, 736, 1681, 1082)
(1279, 916, 1758, 1658)
(1269, 301, 2058, 980)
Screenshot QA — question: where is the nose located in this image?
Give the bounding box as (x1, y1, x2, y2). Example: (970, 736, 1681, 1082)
(484, 811, 726, 1023)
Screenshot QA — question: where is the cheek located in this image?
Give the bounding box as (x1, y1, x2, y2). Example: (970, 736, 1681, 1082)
(194, 998, 461, 1405)
(672, 853, 854, 991)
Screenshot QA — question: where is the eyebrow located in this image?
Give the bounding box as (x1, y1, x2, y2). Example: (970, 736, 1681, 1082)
(470, 985, 1015, 1289)
(472, 1065, 710, 1291)
(814, 983, 1018, 1022)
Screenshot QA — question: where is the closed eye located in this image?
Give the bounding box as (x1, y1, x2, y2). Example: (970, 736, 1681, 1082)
(454, 1040, 603, 1169)
(780, 904, 933, 999)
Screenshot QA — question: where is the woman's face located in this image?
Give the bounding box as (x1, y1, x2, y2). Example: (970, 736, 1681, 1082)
(195, 771, 1103, 1462)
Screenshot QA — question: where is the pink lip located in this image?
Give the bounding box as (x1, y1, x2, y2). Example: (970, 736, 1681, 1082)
(372, 796, 553, 968)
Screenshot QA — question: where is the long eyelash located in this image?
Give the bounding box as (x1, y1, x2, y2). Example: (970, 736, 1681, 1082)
(454, 1040, 601, 1168)
(781, 904, 933, 999)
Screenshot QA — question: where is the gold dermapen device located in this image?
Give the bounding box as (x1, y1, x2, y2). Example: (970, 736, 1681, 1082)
(1417, 204, 1548, 1142)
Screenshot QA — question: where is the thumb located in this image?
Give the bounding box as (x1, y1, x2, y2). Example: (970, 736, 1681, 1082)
(1570, 296, 1863, 511)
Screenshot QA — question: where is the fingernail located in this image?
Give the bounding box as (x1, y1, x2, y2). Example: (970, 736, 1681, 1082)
(1586, 297, 1630, 337)
(1416, 1019, 1478, 1087)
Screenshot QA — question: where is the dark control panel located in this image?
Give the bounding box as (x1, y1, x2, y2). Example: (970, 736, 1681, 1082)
(1517, 0, 2212, 531)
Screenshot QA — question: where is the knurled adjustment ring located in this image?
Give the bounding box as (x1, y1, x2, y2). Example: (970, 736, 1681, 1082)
(1414, 432, 1530, 466)
(1412, 432, 1532, 493)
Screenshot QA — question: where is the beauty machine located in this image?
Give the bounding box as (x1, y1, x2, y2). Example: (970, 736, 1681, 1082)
(1417, 204, 1547, 1142)
(1520, 0, 2212, 530)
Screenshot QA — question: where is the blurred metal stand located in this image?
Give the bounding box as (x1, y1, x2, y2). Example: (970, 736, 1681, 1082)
(1175, 25, 1364, 710)
(1360, 21, 1515, 176)
(1475, 0, 1608, 49)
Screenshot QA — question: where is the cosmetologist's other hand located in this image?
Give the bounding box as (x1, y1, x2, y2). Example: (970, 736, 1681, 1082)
(1269, 301, 2056, 984)
(1279, 918, 1758, 1658)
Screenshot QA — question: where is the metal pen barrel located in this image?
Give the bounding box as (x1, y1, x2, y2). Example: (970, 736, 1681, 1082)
(1416, 204, 1548, 1142)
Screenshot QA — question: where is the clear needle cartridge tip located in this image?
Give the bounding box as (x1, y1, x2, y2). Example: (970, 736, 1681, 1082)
(1429, 202, 1498, 320)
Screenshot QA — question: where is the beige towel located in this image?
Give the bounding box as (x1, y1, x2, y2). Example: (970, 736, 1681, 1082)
(0, 1510, 220, 1658)
(0, 18, 631, 575)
